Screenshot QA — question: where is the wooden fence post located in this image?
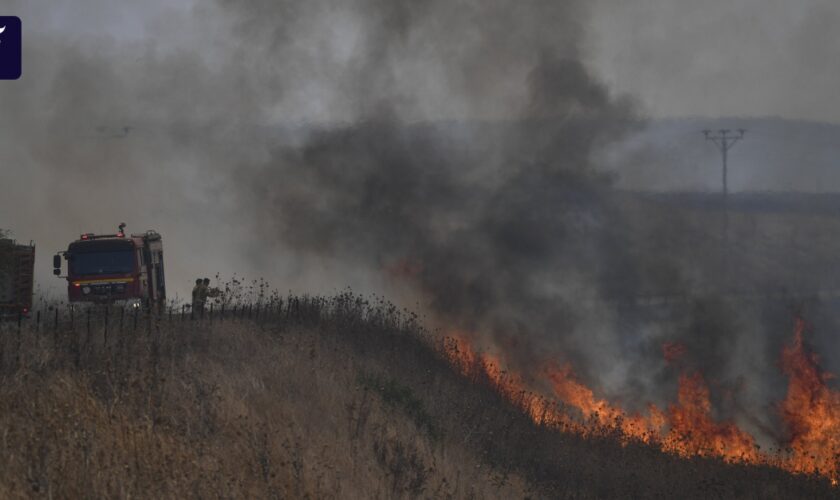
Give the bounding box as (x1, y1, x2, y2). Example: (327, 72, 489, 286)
(103, 305, 110, 348)
(15, 310, 22, 368)
(53, 308, 59, 346)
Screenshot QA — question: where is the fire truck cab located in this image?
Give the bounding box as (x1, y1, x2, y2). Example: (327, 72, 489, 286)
(54, 224, 166, 309)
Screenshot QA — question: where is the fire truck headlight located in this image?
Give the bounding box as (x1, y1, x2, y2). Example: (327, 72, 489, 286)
(82, 286, 91, 295)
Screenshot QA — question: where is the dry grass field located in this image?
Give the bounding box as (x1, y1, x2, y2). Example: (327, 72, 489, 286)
(0, 294, 834, 498)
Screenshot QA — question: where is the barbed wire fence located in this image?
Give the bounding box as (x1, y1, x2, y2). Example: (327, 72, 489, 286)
(0, 292, 425, 378)
(0, 297, 301, 375)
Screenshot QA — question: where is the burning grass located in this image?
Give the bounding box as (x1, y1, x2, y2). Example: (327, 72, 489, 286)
(780, 317, 840, 480)
(444, 316, 840, 487)
(0, 293, 835, 498)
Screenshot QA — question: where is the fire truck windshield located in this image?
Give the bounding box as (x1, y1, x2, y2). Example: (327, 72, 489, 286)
(71, 251, 135, 276)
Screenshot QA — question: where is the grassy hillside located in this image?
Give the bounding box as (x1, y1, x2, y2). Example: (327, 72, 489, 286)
(0, 295, 834, 498)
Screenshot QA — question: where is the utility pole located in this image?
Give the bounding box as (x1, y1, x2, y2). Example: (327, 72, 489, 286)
(703, 129, 746, 205)
(703, 128, 745, 287)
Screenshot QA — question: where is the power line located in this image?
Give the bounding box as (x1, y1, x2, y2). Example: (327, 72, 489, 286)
(703, 129, 746, 282)
(703, 128, 746, 204)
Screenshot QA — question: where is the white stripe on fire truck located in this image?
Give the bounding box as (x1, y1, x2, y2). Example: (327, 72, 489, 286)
(72, 278, 135, 285)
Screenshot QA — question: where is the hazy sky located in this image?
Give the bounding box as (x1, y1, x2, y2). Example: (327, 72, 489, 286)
(588, 0, 840, 123)
(8, 0, 839, 123)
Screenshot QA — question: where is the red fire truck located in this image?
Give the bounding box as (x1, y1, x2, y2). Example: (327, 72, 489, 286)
(54, 224, 166, 309)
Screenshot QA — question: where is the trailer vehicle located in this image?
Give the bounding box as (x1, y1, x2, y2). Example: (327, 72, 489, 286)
(54, 224, 166, 309)
(0, 238, 35, 318)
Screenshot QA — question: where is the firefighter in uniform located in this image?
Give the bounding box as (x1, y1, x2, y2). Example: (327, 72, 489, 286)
(191, 278, 205, 316)
(202, 278, 221, 302)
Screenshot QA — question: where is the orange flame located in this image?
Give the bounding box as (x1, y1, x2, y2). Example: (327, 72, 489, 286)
(442, 320, 840, 483)
(662, 372, 759, 462)
(443, 336, 575, 429)
(545, 363, 658, 441)
(780, 317, 840, 479)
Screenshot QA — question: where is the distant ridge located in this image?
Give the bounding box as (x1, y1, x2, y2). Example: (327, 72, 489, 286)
(599, 117, 840, 193)
(631, 190, 840, 215)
